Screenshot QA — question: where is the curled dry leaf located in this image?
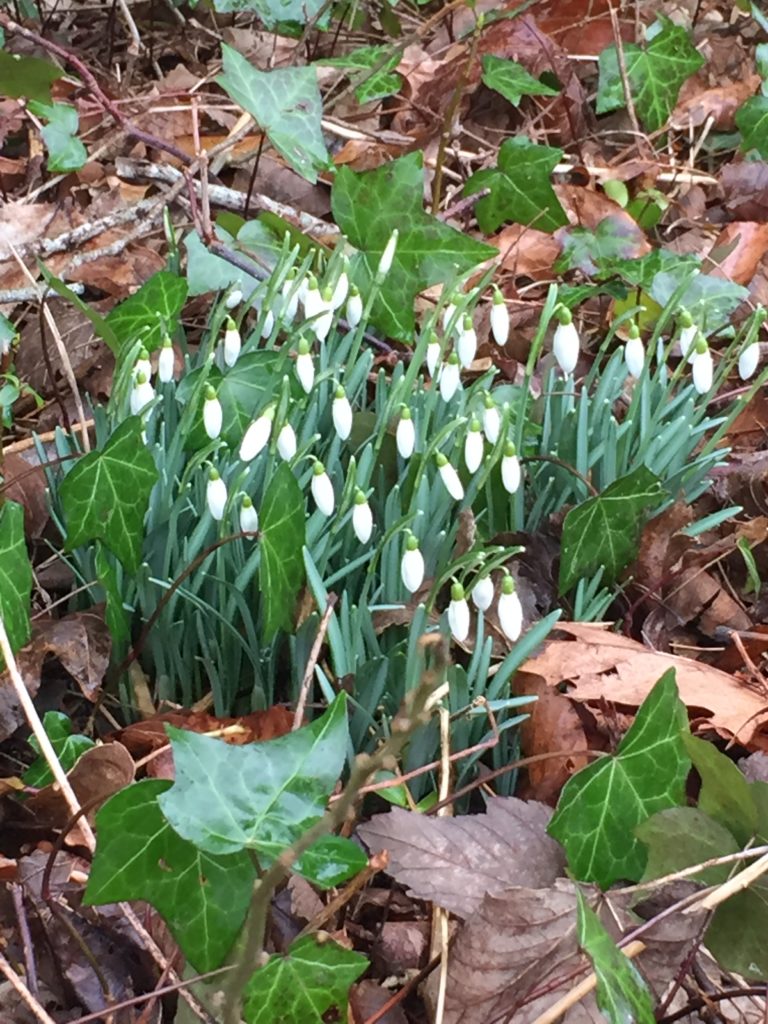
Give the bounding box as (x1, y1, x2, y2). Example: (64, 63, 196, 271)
(707, 222, 768, 286)
(358, 798, 564, 919)
(517, 673, 590, 804)
(519, 622, 768, 748)
(25, 741, 135, 828)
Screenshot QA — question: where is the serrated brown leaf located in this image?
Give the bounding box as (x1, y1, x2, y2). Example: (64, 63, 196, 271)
(358, 798, 564, 918)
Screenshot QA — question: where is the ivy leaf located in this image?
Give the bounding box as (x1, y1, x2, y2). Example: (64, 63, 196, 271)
(576, 892, 655, 1024)
(84, 779, 255, 971)
(596, 18, 705, 132)
(158, 696, 349, 870)
(559, 467, 663, 594)
(242, 935, 367, 1024)
(217, 45, 329, 184)
(650, 268, 748, 332)
(60, 417, 159, 571)
(0, 51, 62, 104)
(683, 735, 758, 845)
(23, 711, 94, 787)
(736, 96, 768, 157)
(27, 101, 87, 173)
(318, 46, 403, 103)
(106, 270, 188, 354)
(332, 153, 495, 340)
(555, 217, 650, 277)
(481, 55, 559, 106)
(210, 0, 327, 29)
(548, 669, 690, 888)
(0, 500, 32, 660)
(259, 463, 306, 641)
(462, 136, 568, 235)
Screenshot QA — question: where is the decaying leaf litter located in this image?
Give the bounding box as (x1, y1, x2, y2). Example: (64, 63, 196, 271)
(3, 0, 768, 1020)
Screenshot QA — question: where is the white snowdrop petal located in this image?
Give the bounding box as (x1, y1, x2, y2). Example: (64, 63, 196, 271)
(378, 230, 398, 277)
(303, 285, 323, 321)
(624, 336, 645, 379)
(401, 548, 425, 593)
(206, 477, 228, 521)
(277, 424, 297, 460)
(483, 405, 500, 444)
(396, 417, 416, 459)
(490, 300, 510, 346)
(442, 302, 458, 332)
(261, 310, 275, 339)
(502, 454, 521, 494)
(346, 292, 363, 328)
(692, 350, 713, 394)
(439, 461, 465, 500)
(352, 501, 373, 544)
(134, 356, 151, 382)
(225, 288, 243, 309)
(311, 472, 335, 517)
(472, 576, 494, 611)
(158, 345, 175, 384)
(223, 326, 241, 367)
(203, 396, 223, 439)
(296, 352, 315, 394)
(130, 379, 155, 415)
(457, 327, 477, 368)
(464, 431, 484, 474)
(498, 589, 523, 641)
(448, 598, 470, 642)
(239, 502, 259, 533)
(239, 416, 272, 462)
(440, 362, 461, 402)
(426, 341, 441, 377)
(739, 342, 760, 381)
(331, 272, 349, 310)
(679, 324, 697, 357)
(332, 395, 353, 440)
(553, 321, 580, 375)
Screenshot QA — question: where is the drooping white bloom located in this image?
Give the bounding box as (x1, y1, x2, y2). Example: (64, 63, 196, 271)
(447, 582, 470, 642)
(501, 441, 521, 494)
(130, 371, 155, 415)
(436, 452, 464, 501)
(303, 276, 323, 321)
(396, 406, 415, 459)
(239, 495, 259, 534)
(331, 263, 349, 310)
(624, 329, 645, 379)
(346, 285, 363, 328)
(158, 337, 175, 384)
(222, 317, 241, 368)
(490, 287, 509, 346)
(352, 490, 373, 544)
(311, 462, 335, 517)
(442, 295, 459, 333)
(439, 352, 461, 402)
(296, 338, 315, 394)
(281, 270, 301, 325)
(678, 311, 697, 358)
(472, 575, 494, 612)
(206, 468, 227, 521)
(456, 314, 477, 369)
(277, 423, 297, 461)
(482, 393, 501, 444)
(739, 341, 760, 381)
(134, 347, 151, 382)
(203, 385, 223, 440)
(552, 310, 580, 376)
(261, 309, 275, 339)
(332, 385, 353, 441)
(377, 229, 398, 277)
(312, 287, 334, 343)
(239, 407, 275, 462)
(691, 337, 713, 395)
(426, 333, 441, 377)
(401, 533, 425, 593)
(464, 417, 484, 474)
(498, 574, 523, 641)
(225, 288, 243, 310)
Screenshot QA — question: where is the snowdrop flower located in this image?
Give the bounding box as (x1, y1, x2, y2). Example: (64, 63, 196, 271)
(295, 338, 315, 394)
(501, 441, 521, 494)
(490, 287, 509, 346)
(377, 229, 398, 278)
(482, 392, 501, 444)
(225, 288, 243, 310)
(239, 407, 274, 462)
(312, 287, 334, 343)
(130, 371, 155, 415)
(277, 422, 297, 461)
(158, 336, 175, 384)
(624, 324, 645, 379)
(206, 467, 227, 521)
(332, 385, 353, 440)
(436, 452, 464, 501)
(456, 314, 477, 369)
(331, 261, 350, 310)
(0, 333, 13, 357)
(239, 495, 258, 534)
(447, 582, 470, 643)
(281, 270, 301, 325)
(261, 309, 275, 339)
(203, 385, 223, 440)
(401, 532, 425, 593)
(678, 311, 697, 358)
(472, 574, 494, 612)
(442, 295, 459, 332)
(311, 462, 335, 517)
(222, 317, 241, 368)
(134, 347, 151, 382)
(352, 490, 373, 544)
(498, 573, 523, 641)
(691, 336, 713, 395)
(426, 332, 441, 377)
(739, 341, 760, 381)
(303, 276, 323, 321)
(396, 406, 416, 459)
(552, 308, 580, 376)
(346, 285, 363, 328)
(440, 352, 461, 402)
(464, 417, 484, 474)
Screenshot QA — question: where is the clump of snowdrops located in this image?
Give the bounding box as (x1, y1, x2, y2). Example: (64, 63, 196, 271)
(44, 238, 765, 792)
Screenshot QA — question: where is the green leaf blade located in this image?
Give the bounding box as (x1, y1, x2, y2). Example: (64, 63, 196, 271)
(24, 711, 94, 787)
(0, 500, 33, 659)
(481, 55, 559, 106)
(260, 463, 306, 641)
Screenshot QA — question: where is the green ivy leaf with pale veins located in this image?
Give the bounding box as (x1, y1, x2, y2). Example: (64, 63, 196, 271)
(60, 416, 158, 571)
(259, 463, 306, 641)
(481, 55, 559, 107)
(332, 152, 495, 340)
(548, 669, 690, 888)
(0, 500, 32, 659)
(462, 136, 568, 235)
(736, 96, 768, 157)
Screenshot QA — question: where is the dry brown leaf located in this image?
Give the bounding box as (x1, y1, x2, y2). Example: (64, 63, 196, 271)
(673, 76, 761, 131)
(520, 622, 768, 747)
(358, 798, 564, 918)
(490, 224, 561, 280)
(634, 503, 694, 586)
(669, 567, 751, 636)
(518, 674, 590, 804)
(3, 450, 49, 537)
(707, 222, 768, 285)
(25, 741, 135, 828)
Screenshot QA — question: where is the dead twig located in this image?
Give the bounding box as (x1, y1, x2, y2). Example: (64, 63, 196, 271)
(292, 594, 338, 730)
